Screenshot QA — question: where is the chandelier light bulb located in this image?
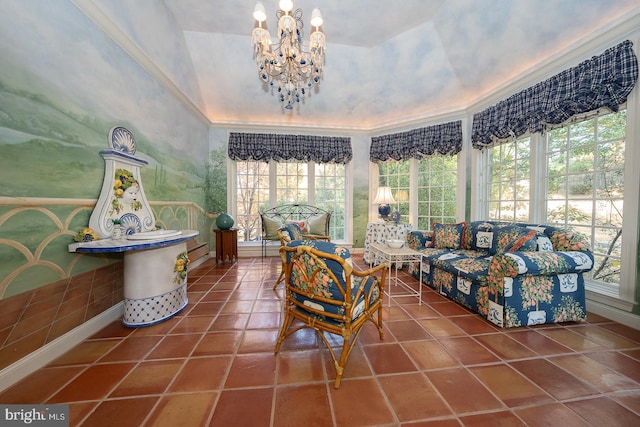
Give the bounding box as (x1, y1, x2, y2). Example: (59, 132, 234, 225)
(279, 0, 293, 13)
(253, 1, 267, 22)
(310, 9, 323, 28)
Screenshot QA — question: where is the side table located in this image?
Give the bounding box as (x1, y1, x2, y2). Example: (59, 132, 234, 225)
(363, 222, 414, 264)
(215, 228, 238, 264)
(369, 242, 423, 307)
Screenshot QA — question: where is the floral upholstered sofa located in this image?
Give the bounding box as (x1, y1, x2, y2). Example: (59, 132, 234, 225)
(406, 221, 594, 328)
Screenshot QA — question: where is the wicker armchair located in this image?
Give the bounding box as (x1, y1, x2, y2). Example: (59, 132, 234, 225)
(273, 223, 330, 289)
(276, 240, 386, 388)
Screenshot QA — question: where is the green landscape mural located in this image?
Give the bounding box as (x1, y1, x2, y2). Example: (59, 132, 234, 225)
(0, 1, 215, 298)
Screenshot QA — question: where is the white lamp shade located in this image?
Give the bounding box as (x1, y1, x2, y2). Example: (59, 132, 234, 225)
(253, 2, 267, 22)
(395, 190, 409, 202)
(310, 8, 323, 27)
(279, 0, 293, 13)
(373, 186, 396, 205)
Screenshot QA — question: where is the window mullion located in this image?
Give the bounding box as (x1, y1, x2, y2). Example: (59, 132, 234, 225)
(269, 161, 277, 206)
(409, 158, 418, 226)
(308, 161, 315, 205)
(530, 133, 546, 224)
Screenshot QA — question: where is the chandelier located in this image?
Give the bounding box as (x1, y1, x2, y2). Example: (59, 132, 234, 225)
(251, 0, 325, 110)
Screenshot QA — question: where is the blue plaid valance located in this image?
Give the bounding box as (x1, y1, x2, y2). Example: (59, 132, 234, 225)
(369, 120, 462, 163)
(472, 40, 638, 149)
(228, 133, 352, 164)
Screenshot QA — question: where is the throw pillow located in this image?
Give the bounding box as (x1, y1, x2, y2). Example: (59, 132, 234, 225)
(262, 215, 283, 239)
(467, 222, 495, 251)
(550, 230, 589, 251)
(279, 223, 304, 241)
(286, 220, 308, 233)
(491, 225, 538, 254)
(432, 222, 466, 249)
(536, 235, 554, 251)
(306, 213, 328, 235)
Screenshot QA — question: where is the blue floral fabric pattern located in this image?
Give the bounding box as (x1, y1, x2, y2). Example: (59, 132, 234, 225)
(278, 223, 304, 241)
(464, 221, 494, 251)
(285, 240, 379, 327)
(407, 230, 432, 250)
(406, 220, 592, 328)
(432, 223, 465, 249)
(491, 224, 539, 255)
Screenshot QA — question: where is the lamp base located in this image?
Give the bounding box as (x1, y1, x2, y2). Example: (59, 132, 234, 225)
(378, 204, 391, 220)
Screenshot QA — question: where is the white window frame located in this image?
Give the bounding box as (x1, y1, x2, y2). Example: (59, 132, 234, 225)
(369, 153, 465, 227)
(229, 159, 351, 246)
(474, 102, 638, 311)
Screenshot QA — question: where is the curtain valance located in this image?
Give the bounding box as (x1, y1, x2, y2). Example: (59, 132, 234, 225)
(228, 133, 352, 164)
(369, 120, 462, 163)
(472, 40, 638, 149)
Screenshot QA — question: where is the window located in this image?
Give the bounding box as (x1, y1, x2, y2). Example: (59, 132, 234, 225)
(417, 155, 458, 229)
(546, 111, 626, 286)
(234, 160, 347, 242)
(316, 163, 346, 240)
(235, 161, 269, 242)
(480, 109, 633, 302)
(486, 137, 531, 222)
(377, 156, 458, 229)
(276, 161, 308, 203)
(378, 161, 410, 224)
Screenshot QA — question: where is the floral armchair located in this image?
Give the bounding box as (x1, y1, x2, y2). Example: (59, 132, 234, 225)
(273, 223, 330, 289)
(276, 240, 386, 388)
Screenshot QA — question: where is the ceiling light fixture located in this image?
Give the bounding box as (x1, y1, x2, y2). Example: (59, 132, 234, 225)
(251, 0, 325, 110)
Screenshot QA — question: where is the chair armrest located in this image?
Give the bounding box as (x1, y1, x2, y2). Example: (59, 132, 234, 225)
(353, 262, 388, 278)
(490, 250, 594, 278)
(352, 263, 387, 302)
(407, 230, 433, 250)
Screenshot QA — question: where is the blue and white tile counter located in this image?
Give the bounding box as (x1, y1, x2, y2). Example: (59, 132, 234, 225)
(69, 230, 199, 327)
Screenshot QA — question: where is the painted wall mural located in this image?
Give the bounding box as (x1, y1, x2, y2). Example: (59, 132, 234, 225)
(0, 0, 211, 299)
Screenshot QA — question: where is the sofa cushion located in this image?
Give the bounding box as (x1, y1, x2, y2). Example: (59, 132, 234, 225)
(279, 223, 304, 241)
(407, 230, 433, 250)
(420, 248, 492, 283)
(466, 221, 495, 251)
(503, 230, 539, 252)
(491, 224, 539, 255)
(432, 222, 466, 249)
(286, 220, 308, 233)
(550, 230, 590, 252)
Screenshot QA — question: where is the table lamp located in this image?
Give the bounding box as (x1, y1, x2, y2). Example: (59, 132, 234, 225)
(373, 186, 396, 220)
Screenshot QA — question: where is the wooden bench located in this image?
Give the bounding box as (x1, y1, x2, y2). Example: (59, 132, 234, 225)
(259, 204, 332, 257)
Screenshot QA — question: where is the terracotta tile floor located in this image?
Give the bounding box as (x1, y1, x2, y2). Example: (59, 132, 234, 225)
(2, 255, 640, 426)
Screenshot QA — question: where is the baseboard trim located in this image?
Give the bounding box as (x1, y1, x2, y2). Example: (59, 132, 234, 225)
(0, 302, 124, 392)
(586, 299, 640, 330)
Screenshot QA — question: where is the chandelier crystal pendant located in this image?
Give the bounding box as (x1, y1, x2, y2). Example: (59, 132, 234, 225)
(252, 0, 325, 110)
